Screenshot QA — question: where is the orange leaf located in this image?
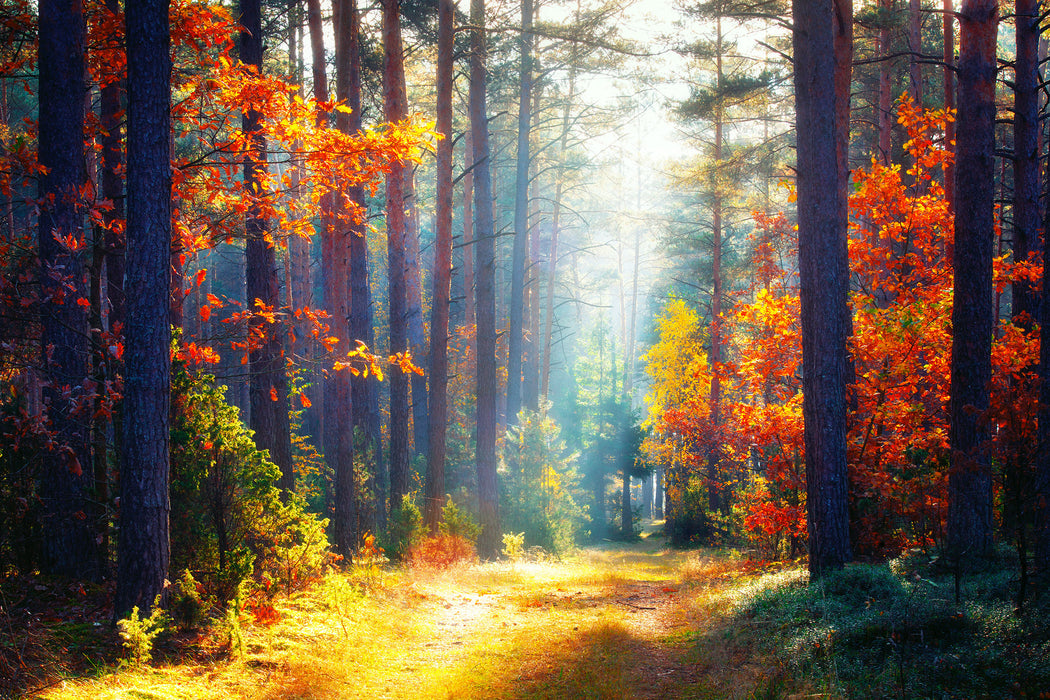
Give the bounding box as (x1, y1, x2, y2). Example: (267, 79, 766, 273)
(270, 386, 278, 402)
(299, 393, 312, 408)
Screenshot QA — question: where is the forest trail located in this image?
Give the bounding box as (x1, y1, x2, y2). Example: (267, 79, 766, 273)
(40, 525, 771, 700)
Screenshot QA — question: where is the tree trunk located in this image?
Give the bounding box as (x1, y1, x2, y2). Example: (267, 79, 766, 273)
(384, 0, 411, 512)
(793, 0, 853, 577)
(241, 0, 295, 497)
(943, 0, 955, 210)
(909, 0, 923, 104)
(426, 0, 454, 533)
(115, 0, 172, 619)
(463, 130, 475, 328)
(346, 0, 376, 538)
(507, 0, 534, 425)
(470, 0, 500, 559)
(37, 0, 98, 580)
(329, 0, 356, 558)
(877, 0, 892, 164)
(947, 0, 997, 564)
(1012, 0, 1039, 325)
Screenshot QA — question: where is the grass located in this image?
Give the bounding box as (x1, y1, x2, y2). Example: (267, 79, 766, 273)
(13, 533, 1050, 699)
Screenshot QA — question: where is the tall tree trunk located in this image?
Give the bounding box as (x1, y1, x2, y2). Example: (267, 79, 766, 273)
(540, 65, 576, 403)
(948, 0, 997, 564)
(470, 0, 500, 559)
(404, 175, 429, 458)
(507, 0, 534, 425)
(909, 0, 923, 104)
(463, 130, 475, 328)
(383, 0, 411, 512)
(346, 0, 376, 537)
(793, 0, 853, 577)
(330, 0, 356, 557)
(943, 0, 955, 210)
(707, 15, 725, 514)
(37, 0, 98, 580)
(1012, 0, 1039, 324)
(115, 0, 172, 619)
(877, 0, 892, 163)
(426, 0, 454, 533)
(241, 0, 295, 497)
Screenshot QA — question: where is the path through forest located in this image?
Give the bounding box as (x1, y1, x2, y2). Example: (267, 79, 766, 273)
(41, 525, 775, 700)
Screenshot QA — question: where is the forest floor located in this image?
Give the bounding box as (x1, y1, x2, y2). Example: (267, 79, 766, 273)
(15, 522, 1049, 699)
(19, 523, 787, 700)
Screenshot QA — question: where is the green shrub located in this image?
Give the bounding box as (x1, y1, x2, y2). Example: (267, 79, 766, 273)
(499, 408, 584, 554)
(170, 570, 207, 630)
(386, 493, 424, 559)
(117, 598, 169, 666)
(439, 495, 481, 542)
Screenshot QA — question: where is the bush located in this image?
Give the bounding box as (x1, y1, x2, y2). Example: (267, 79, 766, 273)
(408, 534, 476, 569)
(170, 570, 206, 631)
(499, 408, 584, 554)
(117, 598, 169, 666)
(439, 495, 481, 542)
(386, 493, 424, 559)
(169, 355, 331, 603)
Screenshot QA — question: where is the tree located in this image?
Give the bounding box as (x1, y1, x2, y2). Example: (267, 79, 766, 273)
(37, 0, 98, 580)
(506, 0, 535, 425)
(1011, 0, 1039, 325)
(793, 0, 853, 576)
(330, 0, 356, 557)
(426, 0, 454, 533)
(470, 0, 500, 559)
(384, 0, 411, 513)
(946, 0, 996, 565)
(241, 0, 294, 497)
(115, 0, 172, 619)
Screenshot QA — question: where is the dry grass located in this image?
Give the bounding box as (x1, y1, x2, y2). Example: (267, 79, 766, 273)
(31, 530, 767, 700)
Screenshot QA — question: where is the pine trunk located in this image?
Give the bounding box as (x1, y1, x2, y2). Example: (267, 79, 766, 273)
(37, 0, 98, 580)
(426, 0, 454, 533)
(470, 0, 500, 559)
(115, 0, 172, 618)
(793, 0, 853, 577)
(384, 0, 411, 512)
(241, 0, 295, 497)
(948, 0, 997, 564)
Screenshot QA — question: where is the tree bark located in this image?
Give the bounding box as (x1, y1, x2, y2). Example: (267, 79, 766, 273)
(426, 0, 454, 533)
(943, 0, 955, 210)
(463, 130, 475, 328)
(241, 0, 295, 497)
(383, 0, 411, 512)
(793, 0, 853, 577)
(507, 0, 534, 425)
(470, 0, 500, 559)
(947, 0, 997, 564)
(1012, 0, 1039, 325)
(115, 0, 172, 619)
(329, 0, 356, 557)
(37, 0, 98, 580)
(346, 0, 376, 538)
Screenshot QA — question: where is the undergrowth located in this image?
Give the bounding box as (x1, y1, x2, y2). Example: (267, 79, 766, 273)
(702, 550, 1050, 699)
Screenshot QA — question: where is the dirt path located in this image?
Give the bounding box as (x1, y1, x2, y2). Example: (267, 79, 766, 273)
(38, 527, 754, 700)
(367, 529, 722, 699)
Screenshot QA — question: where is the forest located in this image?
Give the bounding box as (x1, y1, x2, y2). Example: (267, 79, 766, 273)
(2, 0, 1050, 695)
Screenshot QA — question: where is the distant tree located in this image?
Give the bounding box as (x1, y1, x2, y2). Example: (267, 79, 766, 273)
(506, 0, 535, 425)
(470, 0, 500, 559)
(240, 0, 294, 497)
(793, 0, 853, 576)
(426, 0, 455, 533)
(115, 0, 172, 619)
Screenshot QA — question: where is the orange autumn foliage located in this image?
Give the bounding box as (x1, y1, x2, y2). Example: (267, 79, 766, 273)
(645, 96, 1042, 558)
